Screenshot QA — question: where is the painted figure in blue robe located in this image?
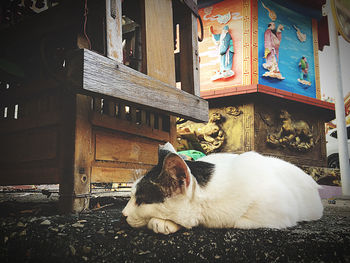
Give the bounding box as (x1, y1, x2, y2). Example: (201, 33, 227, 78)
(210, 25, 235, 81)
(298, 56, 311, 86)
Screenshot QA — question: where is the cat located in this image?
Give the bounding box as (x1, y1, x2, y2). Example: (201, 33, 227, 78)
(122, 142, 323, 234)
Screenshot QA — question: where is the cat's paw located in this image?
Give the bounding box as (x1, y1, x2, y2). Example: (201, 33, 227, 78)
(147, 218, 181, 235)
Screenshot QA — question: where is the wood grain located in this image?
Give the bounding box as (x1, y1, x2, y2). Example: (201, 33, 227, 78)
(179, 0, 200, 96)
(105, 0, 123, 62)
(91, 112, 170, 141)
(144, 0, 176, 86)
(91, 167, 146, 183)
(69, 49, 208, 122)
(94, 130, 159, 165)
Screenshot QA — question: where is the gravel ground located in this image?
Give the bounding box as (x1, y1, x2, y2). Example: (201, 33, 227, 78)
(0, 193, 349, 263)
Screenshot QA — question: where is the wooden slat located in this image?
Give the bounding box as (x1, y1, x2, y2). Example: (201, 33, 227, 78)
(70, 49, 208, 122)
(91, 167, 146, 183)
(93, 97, 102, 114)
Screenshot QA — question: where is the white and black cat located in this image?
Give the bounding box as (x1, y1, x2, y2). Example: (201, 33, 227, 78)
(122, 143, 323, 234)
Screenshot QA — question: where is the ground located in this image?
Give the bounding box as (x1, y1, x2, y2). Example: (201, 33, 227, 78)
(0, 192, 349, 263)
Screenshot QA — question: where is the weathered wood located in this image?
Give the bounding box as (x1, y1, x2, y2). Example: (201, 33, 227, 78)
(105, 0, 123, 62)
(178, 0, 200, 96)
(94, 130, 159, 165)
(144, 0, 176, 86)
(70, 94, 93, 212)
(91, 167, 147, 183)
(91, 112, 170, 141)
(69, 49, 208, 122)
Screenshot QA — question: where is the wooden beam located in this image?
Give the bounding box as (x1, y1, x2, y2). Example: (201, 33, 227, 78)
(68, 49, 208, 122)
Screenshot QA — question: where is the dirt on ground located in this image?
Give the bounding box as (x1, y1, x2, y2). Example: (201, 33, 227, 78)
(0, 192, 349, 263)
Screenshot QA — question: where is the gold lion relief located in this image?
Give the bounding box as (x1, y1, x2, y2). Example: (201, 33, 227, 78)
(266, 110, 315, 151)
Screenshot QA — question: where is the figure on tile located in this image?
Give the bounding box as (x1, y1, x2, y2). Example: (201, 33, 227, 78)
(210, 25, 235, 81)
(298, 56, 311, 86)
(262, 22, 285, 80)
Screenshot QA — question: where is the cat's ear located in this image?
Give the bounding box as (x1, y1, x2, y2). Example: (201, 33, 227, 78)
(159, 142, 177, 153)
(162, 153, 191, 194)
(158, 142, 178, 164)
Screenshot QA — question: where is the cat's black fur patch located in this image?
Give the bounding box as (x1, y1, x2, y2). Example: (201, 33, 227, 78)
(135, 165, 165, 205)
(185, 160, 215, 187)
(135, 149, 215, 205)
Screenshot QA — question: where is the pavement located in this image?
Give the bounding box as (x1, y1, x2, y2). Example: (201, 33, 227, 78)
(0, 190, 349, 263)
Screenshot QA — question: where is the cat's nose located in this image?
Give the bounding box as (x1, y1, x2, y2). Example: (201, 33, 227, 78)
(120, 214, 128, 225)
(122, 208, 128, 217)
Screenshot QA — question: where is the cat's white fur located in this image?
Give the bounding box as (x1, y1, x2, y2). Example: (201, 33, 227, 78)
(123, 143, 323, 234)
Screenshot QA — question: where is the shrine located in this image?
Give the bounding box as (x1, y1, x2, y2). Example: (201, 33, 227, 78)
(0, 0, 208, 212)
(178, 0, 336, 179)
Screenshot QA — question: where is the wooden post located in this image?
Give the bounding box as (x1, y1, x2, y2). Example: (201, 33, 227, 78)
(106, 0, 123, 62)
(144, 0, 179, 144)
(179, 0, 200, 96)
(144, 0, 176, 86)
(59, 93, 93, 213)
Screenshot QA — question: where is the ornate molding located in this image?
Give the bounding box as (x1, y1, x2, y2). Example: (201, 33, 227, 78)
(251, 0, 259, 84)
(312, 19, 321, 99)
(242, 0, 251, 85)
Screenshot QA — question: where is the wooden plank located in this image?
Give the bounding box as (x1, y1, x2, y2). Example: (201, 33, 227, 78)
(179, 0, 200, 96)
(94, 130, 159, 165)
(91, 167, 146, 183)
(105, 0, 123, 62)
(91, 112, 170, 141)
(144, 0, 176, 86)
(71, 49, 208, 122)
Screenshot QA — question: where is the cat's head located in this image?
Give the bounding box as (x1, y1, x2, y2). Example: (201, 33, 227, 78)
(122, 142, 195, 228)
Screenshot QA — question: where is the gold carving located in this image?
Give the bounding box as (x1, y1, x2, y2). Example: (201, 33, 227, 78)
(177, 107, 243, 154)
(226, 106, 243, 117)
(177, 112, 225, 154)
(266, 110, 315, 151)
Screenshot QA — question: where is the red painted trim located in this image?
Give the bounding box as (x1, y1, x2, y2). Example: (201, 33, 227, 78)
(200, 84, 335, 111)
